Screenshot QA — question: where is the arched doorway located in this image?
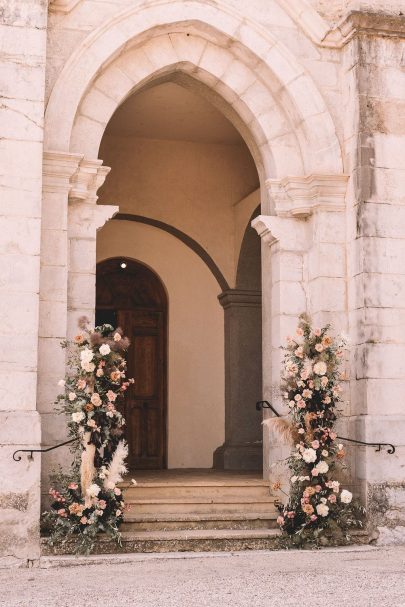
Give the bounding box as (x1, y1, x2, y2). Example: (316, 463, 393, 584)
(96, 258, 167, 470)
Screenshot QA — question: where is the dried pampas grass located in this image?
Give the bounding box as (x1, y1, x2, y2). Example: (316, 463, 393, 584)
(103, 440, 128, 490)
(262, 417, 297, 446)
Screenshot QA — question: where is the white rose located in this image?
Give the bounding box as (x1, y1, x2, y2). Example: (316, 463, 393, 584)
(317, 461, 329, 474)
(332, 481, 340, 493)
(68, 392, 76, 401)
(87, 483, 101, 497)
(72, 411, 85, 423)
(58, 379, 65, 387)
(340, 489, 353, 504)
(81, 361, 95, 373)
(313, 361, 327, 376)
(316, 503, 329, 517)
(322, 450, 329, 457)
(291, 476, 298, 483)
(302, 448, 317, 463)
(99, 344, 111, 356)
(80, 348, 94, 364)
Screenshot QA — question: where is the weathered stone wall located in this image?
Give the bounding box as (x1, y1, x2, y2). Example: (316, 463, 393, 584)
(0, 0, 47, 566)
(343, 28, 405, 542)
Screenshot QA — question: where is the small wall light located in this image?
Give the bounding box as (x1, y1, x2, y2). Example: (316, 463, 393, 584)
(120, 261, 127, 269)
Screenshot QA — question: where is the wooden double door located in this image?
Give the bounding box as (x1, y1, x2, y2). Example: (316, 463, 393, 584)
(96, 259, 167, 469)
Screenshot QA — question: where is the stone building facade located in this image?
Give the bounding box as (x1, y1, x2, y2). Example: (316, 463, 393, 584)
(1, 0, 405, 565)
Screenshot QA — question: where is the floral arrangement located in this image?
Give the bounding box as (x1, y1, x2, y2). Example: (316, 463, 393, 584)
(268, 314, 363, 547)
(42, 317, 134, 554)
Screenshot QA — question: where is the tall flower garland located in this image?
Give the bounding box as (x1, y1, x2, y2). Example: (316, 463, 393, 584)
(273, 315, 363, 546)
(42, 318, 134, 553)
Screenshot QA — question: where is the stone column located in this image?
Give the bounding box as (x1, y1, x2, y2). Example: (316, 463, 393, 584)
(67, 159, 116, 338)
(253, 174, 349, 482)
(253, 214, 309, 481)
(213, 289, 262, 471)
(39, 155, 116, 490)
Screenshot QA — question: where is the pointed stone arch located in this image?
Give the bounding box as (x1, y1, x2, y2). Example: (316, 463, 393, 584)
(45, 0, 343, 182)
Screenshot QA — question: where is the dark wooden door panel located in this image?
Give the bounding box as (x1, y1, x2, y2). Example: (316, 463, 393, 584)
(97, 259, 167, 470)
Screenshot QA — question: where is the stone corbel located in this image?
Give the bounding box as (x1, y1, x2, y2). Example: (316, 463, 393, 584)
(252, 215, 310, 252)
(266, 174, 349, 219)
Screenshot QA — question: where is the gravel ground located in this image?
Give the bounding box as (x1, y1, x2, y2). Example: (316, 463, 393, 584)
(1, 546, 405, 607)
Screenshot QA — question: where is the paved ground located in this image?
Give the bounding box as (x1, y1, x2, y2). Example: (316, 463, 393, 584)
(1, 546, 405, 607)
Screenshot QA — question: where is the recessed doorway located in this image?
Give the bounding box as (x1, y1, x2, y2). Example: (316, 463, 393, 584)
(96, 258, 167, 469)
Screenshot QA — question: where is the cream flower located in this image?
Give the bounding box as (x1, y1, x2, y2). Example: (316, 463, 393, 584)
(316, 461, 329, 474)
(316, 503, 329, 517)
(80, 348, 94, 364)
(91, 392, 102, 406)
(113, 332, 122, 342)
(68, 392, 76, 401)
(313, 361, 327, 376)
(58, 379, 65, 387)
(87, 483, 101, 497)
(302, 448, 317, 463)
(99, 344, 111, 356)
(71, 411, 85, 423)
(315, 343, 324, 352)
(340, 489, 353, 504)
(82, 361, 95, 373)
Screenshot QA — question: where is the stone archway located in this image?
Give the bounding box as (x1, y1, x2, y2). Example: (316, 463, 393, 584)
(40, 4, 346, 479)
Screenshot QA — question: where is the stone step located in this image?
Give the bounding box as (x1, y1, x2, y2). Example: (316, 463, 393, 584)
(123, 496, 277, 515)
(41, 529, 282, 556)
(121, 483, 271, 500)
(121, 511, 278, 531)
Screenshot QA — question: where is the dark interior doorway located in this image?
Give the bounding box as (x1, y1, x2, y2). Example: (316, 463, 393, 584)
(96, 258, 168, 469)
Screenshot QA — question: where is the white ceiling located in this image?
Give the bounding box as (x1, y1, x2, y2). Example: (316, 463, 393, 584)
(105, 82, 244, 145)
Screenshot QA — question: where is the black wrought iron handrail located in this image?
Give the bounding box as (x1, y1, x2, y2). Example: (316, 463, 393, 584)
(256, 400, 396, 454)
(13, 437, 79, 461)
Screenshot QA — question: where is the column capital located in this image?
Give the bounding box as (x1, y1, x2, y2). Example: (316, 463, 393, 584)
(252, 215, 310, 251)
(69, 159, 111, 204)
(218, 289, 261, 309)
(266, 174, 349, 218)
(42, 151, 83, 193)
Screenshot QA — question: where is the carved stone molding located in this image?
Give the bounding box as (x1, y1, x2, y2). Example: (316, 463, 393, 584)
(49, 0, 81, 13)
(42, 151, 82, 193)
(70, 159, 111, 204)
(252, 215, 310, 251)
(266, 174, 349, 219)
(43, 151, 111, 203)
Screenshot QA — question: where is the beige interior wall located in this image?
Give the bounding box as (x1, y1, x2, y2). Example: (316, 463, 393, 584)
(97, 220, 225, 468)
(99, 135, 259, 288)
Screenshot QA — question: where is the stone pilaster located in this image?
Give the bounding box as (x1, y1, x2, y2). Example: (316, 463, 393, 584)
(214, 289, 262, 471)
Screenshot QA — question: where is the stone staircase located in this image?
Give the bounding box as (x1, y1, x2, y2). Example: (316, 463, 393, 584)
(41, 471, 281, 556)
(114, 470, 280, 552)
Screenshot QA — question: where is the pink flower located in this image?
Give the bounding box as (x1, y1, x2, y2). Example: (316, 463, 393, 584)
(107, 390, 117, 402)
(328, 494, 337, 503)
(295, 347, 304, 358)
(297, 400, 306, 409)
(287, 511, 295, 518)
(116, 509, 122, 516)
(98, 499, 107, 509)
(114, 487, 122, 496)
(302, 389, 312, 399)
(315, 485, 322, 492)
(310, 514, 318, 522)
(311, 440, 320, 449)
(87, 419, 96, 428)
(80, 516, 88, 524)
(329, 432, 337, 440)
(276, 516, 284, 525)
(313, 328, 321, 337)
(77, 379, 86, 390)
(96, 368, 104, 377)
(68, 483, 78, 490)
(308, 380, 314, 389)
(296, 327, 304, 337)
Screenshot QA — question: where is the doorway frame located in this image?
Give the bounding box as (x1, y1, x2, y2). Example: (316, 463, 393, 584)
(96, 256, 169, 469)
